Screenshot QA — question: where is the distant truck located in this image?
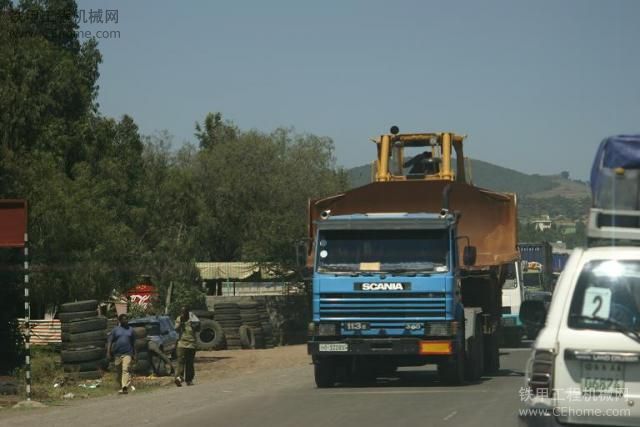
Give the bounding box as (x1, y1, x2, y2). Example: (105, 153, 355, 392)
(518, 242, 553, 291)
(551, 252, 569, 273)
(306, 128, 518, 387)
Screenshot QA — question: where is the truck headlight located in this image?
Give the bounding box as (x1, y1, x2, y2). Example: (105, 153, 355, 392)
(425, 321, 457, 337)
(318, 323, 337, 336)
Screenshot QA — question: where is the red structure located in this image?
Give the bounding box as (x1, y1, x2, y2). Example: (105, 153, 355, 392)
(0, 200, 27, 247)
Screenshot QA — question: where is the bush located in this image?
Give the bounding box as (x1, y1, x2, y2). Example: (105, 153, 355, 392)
(167, 282, 206, 318)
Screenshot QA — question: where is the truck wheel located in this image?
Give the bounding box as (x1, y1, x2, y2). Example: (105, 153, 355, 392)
(314, 359, 336, 388)
(483, 333, 500, 374)
(438, 337, 465, 385)
(504, 329, 522, 348)
(465, 320, 484, 382)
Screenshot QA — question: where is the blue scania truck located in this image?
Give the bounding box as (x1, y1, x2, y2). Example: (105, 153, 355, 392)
(306, 129, 518, 387)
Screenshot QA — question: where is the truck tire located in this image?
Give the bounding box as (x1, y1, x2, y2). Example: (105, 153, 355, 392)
(465, 320, 484, 382)
(483, 333, 500, 374)
(314, 359, 336, 388)
(196, 319, 225, 350)
(438, 334, 465, 385)
(58, 310, 97, 323)
(503, 329, 522, 348)
(59, 300, 98, 313)
(65, 317, 108, 334)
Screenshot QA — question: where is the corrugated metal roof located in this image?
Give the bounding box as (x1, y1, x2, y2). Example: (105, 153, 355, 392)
(196, 262, 261, 280)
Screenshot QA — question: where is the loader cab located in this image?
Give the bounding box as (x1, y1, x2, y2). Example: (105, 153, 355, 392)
(373, 127, 468, 183)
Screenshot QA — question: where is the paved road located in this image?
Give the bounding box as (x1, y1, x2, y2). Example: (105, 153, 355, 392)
(1, 347, 531, 427)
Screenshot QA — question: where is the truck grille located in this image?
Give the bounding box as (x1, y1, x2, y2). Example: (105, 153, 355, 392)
(319, 292, 447, 321)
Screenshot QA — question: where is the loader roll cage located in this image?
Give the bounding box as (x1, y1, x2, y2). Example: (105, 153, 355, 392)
(373, 131, 468, 184)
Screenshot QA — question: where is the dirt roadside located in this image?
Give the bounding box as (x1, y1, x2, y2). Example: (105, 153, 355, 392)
(193, 344, 309, 382)
(0, 345, 309, 409)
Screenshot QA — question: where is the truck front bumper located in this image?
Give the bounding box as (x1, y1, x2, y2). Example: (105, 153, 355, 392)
(307, 337, 456, 357)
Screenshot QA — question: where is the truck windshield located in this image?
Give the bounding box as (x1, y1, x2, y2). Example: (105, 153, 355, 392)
(523, 271, 542, 288)
(569, 260, 640, 332)
(316, 229, 449, 273)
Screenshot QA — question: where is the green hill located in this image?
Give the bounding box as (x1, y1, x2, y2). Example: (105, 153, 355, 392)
(347, 158, 574, 196)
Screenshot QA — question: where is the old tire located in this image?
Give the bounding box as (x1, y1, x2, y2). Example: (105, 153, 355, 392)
(64, 317, 108, 334)
(61, 348, 105, 363)
(239, 325, 255, 349)
(63, 359, 105, 373)
(192, 310, 215, 319)
(197, 319, 225, 350)
(59, 300, 98, 313)
(63, 329, 107, 343)
(134, 339, 148, 352)
(314, 359, 336, 388)
(59, 310, 97, 323)
(133, 359, 151, 373)
(62, 340, 106, 351)
(133, 326, 147, 339)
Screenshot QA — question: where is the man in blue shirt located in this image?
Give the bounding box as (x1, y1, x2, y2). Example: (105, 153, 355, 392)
(107, 314, 136, 394)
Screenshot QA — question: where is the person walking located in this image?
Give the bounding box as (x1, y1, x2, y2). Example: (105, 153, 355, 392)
(174, 306, 200, 386)
(106, 314, 136, 394)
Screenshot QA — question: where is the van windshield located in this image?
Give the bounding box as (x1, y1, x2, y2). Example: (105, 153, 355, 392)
(568, 260, 640, 332)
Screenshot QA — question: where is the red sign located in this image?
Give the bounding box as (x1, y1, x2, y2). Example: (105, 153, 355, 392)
(0, 200, 27, 248)
(126, 283, 159, 307)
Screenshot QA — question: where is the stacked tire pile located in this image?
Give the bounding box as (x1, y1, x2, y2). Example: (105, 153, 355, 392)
(59, 300, 106, 380)
(213, 303, 242, 349)
(238, 302, 265, 349)
(256, 301, 275, 349)
(131, 325, 152, 375)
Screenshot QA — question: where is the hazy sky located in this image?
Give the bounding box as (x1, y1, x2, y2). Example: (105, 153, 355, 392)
(76, 0, 640, 180)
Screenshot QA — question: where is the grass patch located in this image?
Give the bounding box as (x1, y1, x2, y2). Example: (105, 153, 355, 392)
(11, 346, 170, 404)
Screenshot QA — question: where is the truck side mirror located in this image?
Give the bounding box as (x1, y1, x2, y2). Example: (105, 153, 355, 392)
(519, 300, 547, 327)
(463, 246, 477, 266)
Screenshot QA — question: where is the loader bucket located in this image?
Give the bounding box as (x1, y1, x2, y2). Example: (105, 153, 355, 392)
(308, 180, 518, 270)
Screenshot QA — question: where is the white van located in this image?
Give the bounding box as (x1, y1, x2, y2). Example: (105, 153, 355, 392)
(519, 247, 640, 426)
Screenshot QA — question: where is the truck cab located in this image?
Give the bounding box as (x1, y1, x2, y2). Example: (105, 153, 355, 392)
(308, 211, 482, 387)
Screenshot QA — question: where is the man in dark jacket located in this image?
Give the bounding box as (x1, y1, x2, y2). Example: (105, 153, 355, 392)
(107, 314, 137, 394)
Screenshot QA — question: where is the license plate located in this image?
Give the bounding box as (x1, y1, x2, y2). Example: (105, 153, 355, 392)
(581, 362, 625, 394)
(319, 343, 349, 352)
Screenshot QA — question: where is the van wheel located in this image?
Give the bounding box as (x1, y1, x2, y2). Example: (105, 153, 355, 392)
(314, 359, 336, 388)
